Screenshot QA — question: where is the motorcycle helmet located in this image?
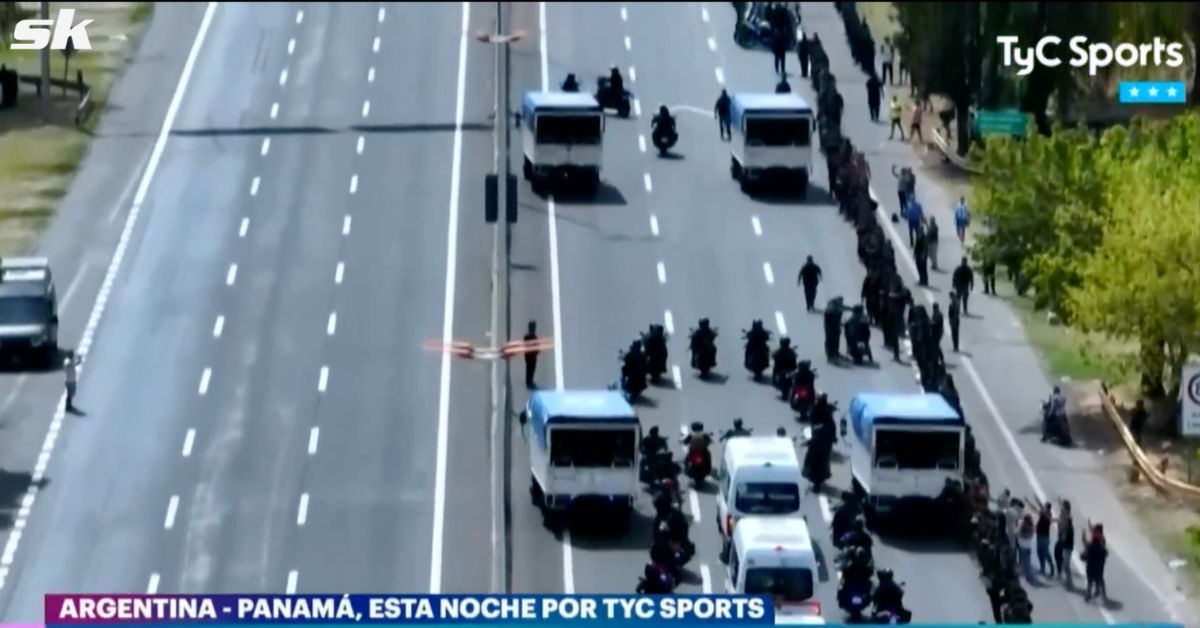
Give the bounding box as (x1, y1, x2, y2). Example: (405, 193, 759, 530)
(699, 318, 710, 329)
(732, 418, 745, 430)
(877, 568, 894, 581)
(852, 517, 866, 533)
(647, 426, 659, 437)
(776, 427, 787, 437)
(780, 336, 791, 348)
(690, 421, 704, 432)
(659, 104, 669, 116)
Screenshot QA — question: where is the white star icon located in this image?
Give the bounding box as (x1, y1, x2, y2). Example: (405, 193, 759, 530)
(1149, 87, 1159, 97)
(1129, 87, 1140, 97)
(1168, 87, 1178, 97)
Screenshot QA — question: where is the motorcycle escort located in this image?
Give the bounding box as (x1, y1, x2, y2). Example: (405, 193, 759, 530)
(689, 319, 719, 377)
(680, 423, 714, 485)
(743, 320, 772, 380)
(614, 342, 649, 402)
(636, 562, 675, 594)
(789, 361, 818, 419)
(651, 106, 678, 156)
(642, 324, 669, 384)
(595, 68, 632, 118)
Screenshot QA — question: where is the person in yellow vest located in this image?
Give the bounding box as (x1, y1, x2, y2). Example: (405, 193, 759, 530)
(888, 96, 904, 141)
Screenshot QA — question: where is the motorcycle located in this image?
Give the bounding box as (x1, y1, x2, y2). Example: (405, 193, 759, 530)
(743, 330, 772, 380)
(642, 327, 669, 383)
(615, 350, 648, 402)
(789, 367, 817, 418)
(680, 425, 713, 484)
(1041, 401, 1073, 446)
(595, 76, 632, 118)
(636, 563, 675, 594)
(689, 328, 718, 376)
(837, 575, 873, 621)
(868, 608, 913, 625)
(652, 125, 678, 156)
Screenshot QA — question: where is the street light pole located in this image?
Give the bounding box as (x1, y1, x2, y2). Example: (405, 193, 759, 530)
(39, 1, 50, 120)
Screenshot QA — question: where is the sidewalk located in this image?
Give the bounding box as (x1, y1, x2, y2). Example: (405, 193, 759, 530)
(801, 1, 1196, 623)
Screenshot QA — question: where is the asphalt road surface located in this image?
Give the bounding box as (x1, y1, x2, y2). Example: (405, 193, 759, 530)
(0, 2, 496, 619)
(507, 1, 1190, 625)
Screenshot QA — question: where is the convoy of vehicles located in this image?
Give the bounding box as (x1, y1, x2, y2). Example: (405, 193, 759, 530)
(727, 516, 824, 624)
(715, 436, 803, 562)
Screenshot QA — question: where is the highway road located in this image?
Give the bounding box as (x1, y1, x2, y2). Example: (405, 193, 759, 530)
(0, 1, 497, 619)
(507, 1, 1190, 625)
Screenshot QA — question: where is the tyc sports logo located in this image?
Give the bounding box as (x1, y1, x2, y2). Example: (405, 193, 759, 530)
(997, 35, 1185, 77)
(11, 8, 93, 51)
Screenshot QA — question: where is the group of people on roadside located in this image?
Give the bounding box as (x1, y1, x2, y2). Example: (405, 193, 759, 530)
(1000, 492, 1110, 603)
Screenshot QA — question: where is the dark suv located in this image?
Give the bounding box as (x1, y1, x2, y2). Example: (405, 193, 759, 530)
(0, 257, 59, 366)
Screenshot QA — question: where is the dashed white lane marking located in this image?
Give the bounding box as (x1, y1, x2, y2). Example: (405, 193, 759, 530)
(672, 365, 683, 390)
(238, 217, 249, 238)
(775, 311, 787, 336)
(308, 427, 319, 455)
(295, 9, 303, 24)
(638, 134, 646, 153)
(751, 215, 762, 236)
(378, 6, 386, 22)
(342, 214, 352, 235)
(260, 138, 270, 156)
(182, 428, 196, 457)
(287, 38, 295, 55)
(212, 315, 225, 338)
(198, 368, 212, 395)
(620, 6, 627, 20)
(368, 67, 376, 83)
(633, 98, 641, 116)
(629, 66, 636, 82)
(701, 6, 710, 22)
(225, 263, 238, 286)
(356, 135, 365, 154)
(762, 262, 774, 285)
(147, 573, 161, 594)
(164, 495, 179, 530)
(707, 36, 716, 51)
(715, 67, 725, 84)
(664, 310, 674, 335)
(326, 312, 337, 336)
(649, 214, 659, 236)
(0, 0, 219, 597)
(373, 36, 381, 53)
(656, 261, 667, 284)
(349, 174, 359, 194)
(270, 102, 279, 119)
(700, 564, 713, 593)
(318, 366, 329, 393)
(818, 494, 833, 524)
(279, 68, 288, 86)
(688, 490, 701, 523)
(335, 261, 344, 284)
(362, 100, 370, 118)
(624, 36, 631, 51)
(643, 173, 653, 192)
(250, 176, 260, 196)
(286, 570, 298, 594)
(296, 493, 310, 526)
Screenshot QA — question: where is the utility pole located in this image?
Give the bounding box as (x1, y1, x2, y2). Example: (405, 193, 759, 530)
(39, 1, 50, 120)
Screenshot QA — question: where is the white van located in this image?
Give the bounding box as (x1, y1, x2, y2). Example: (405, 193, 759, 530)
(521, 91, 605, 195)
(727, 516, 824, 624)
(716, 436, 803, 561)
(729, 93, 814, 194)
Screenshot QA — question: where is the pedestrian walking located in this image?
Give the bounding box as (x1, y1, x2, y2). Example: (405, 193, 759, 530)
(925, 217, 940, 270)
(1082, 522, 1109, 603)
(982, 255, 997, 295)
(1036, 501, 1055, 577)
(771, 31, 789, 76)
(64, 350, 82, 415)
(1130, 398, 1148, 447)
(1055, 500, 1075, 587)
(930, 303, 945, 346)
(1017, 514, 1037, 583)
(798, 255, 823, 312)
(888, 96, 904, 140)
(909, 100, 925, 144)
(953, 196, 970, 243)
(796, 32, 811, 78)
(866, 73, 882, 122)
(715, 89, 732, 141)
(947, 294, 961, 352)
(880, 38, 895, 84)
(905, 198, 924, 248)
(523, 320, 539, 389)
(952, 257, 974, 315)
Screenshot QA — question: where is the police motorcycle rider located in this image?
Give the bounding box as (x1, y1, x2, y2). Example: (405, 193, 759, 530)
(617, 340, 649, 401)
(651, 104, 678, 155)
(837, 545, 875, 620)
(844, 304, 874, 364)
(720, 418, 753, 441)
(649, 520, 688, 582)
(681, 421, 715, 483)
(823, 297, 845, 360)
(831, 491, 862, 543)
(871, 569, 912, 623)
(653, 492, 695, 559)
(743, 319, 773, 380)
(772, 337, 799, 398)
(689, 318, 718, 375)
(641, 323, 669, 383)
(639, 426, 670, 483)
(607, 65, 625, 96)
(1042, 385, 1072, 445)
(561, 73, 580, 93)
(789, 359, 818, 418)
(636, 560, 674, 594)
(836, 517, 874, 558)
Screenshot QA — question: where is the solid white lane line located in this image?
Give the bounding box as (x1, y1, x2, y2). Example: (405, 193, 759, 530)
(638, 134, 646, 153)
(335, 261, 344, 284)
(349, 174, 359, 194)
(296, 493, 309, 526)
(818, 494, 833, 524)
(620, 6, 627, 20)
(250, 176, 260, 196)
(763, 262, 774, 284)
(356, 136, 365, 154)
(327, 312, 337, 336)
(270, 102, 279, 119)
(656, 262, 667, 284)
(688, 490, 701, 523)
(649, 214, 659, 237)
(164, 495, 179, 529)
(624, 36, 631, 51)
(286, 571, 298, 594)
(260, 138, 270, 156)
(751, 215, 762, 236)
(430, 1, 472, 595)
(633, 98, 641, 116)
(147, 573, 160, 594)
(342, 214, 352, 235)
(664, 310, 674, 335)
(0, 0, 218, 597)
(226, 264, 237, 286)
(373, 36, 381, 53)
(775, 311, 787, 336)
(672, 365, 683, 390)
(708, 36, 717, 51)
(295, 9, 303, 24)
(362, 100, 370, 118)
(701, 564, 712, 593)
(287, 38, 295, 55)
(629, 66, 636, 82)
(308, 427, 319, 455)
(212, 315, 224, 338)
(198, 368, 212, 395)
(238, 217, 249, 238)
(279, 68, 288, 86)
(378, 6, 386, 22)
(643, 173, 653, 192)
(318, 366, 329, 393)
(715, 67, 725, 84)
(182, 428, 196, 457)
(368, 67, 376, 83)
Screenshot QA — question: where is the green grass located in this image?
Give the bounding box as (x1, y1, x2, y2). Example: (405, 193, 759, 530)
(130, 3, 154, 25)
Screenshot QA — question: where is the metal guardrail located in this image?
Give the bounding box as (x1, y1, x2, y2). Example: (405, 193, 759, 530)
(931, 128, 980, 174)
(14, 71, 93, 126)
(1098, 386, 1200, 500)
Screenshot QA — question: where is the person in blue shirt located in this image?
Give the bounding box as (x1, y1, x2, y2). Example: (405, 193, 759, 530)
(905, 198, 924, 247)
(954, 197, 970, 243)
